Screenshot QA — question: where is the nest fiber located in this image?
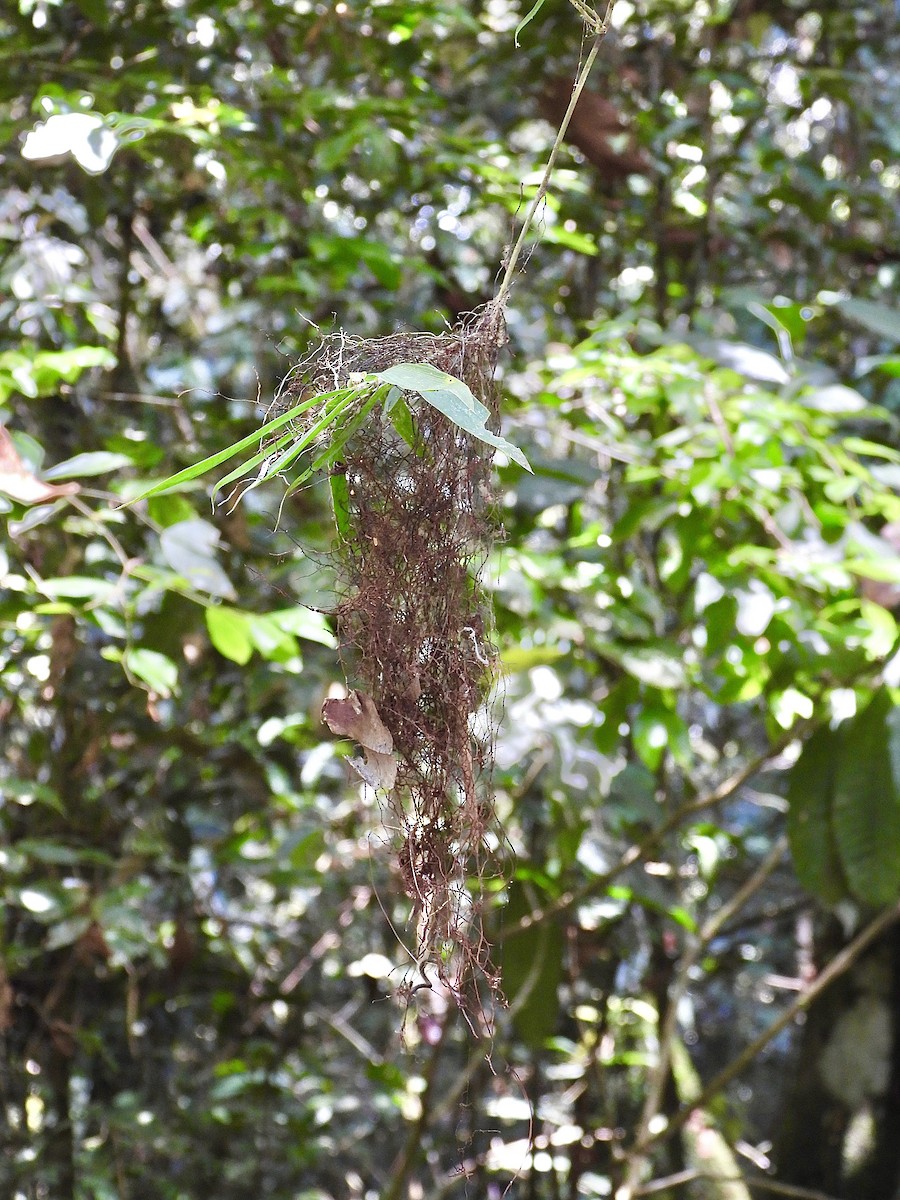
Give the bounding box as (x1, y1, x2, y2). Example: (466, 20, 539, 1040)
(281, 301, 508, 1002)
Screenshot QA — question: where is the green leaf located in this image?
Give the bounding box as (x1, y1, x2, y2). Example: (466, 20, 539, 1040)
(500, 879, 563, 1048)
(596, 642, 688, 690)
(270, 606, 336, 647)
(43, 451, 132, 481)
(38, 576, 115, 601)
(209, 431, 295, 502)
(159, 519, 235, 600)
(1, 779, 65, 814)
(833, 689, 900, 905)
(837, 298, 900, 343)
(373, 363, 531, 472)
(501, 643, 566, 671)
(515, 0, 547, 45)
(212, 389, 362, 507)
(288, 829, 327, 870)
(386, 393, 417, 448)
(123, 648, 179, 697)
(147, 494, 196, 528)
(787, 726, 848, 904)
(73, 0, 110, 27)
(206, 607, 253, 665)
(246, 615, 298, 662)
(804, 385, 869, 414)
(376, 361, 480, 407)
(123, 387, 352, 504)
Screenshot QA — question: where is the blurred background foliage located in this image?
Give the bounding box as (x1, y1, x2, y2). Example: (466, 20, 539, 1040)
(2, 1, 900, 1198)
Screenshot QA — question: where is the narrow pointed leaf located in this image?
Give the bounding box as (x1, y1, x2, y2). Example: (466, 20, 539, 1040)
(122, 387, 352, 504)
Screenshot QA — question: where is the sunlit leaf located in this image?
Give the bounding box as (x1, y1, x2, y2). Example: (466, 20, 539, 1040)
(123, 648, 179, 698)
(374, 363, 532, 471)
(206, 606, 253, 664)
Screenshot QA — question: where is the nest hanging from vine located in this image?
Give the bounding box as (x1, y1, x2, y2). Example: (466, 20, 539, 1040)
(278, 299, 510, 1005)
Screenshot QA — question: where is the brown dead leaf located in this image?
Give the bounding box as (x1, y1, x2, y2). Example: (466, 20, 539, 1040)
(0, 425, 80, 505)
(323, 690, 398, 791)
(322, 689, 393, 753)
(349, 749, 398, 792)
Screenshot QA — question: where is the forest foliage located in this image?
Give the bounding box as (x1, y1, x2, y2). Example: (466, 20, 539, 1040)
(2, 1, 900, 1198)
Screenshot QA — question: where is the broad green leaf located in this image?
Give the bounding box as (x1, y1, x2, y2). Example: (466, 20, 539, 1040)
(596, 642, 687, 690)
(38, 576, 115, 601)
(123, 648, 178, 697)
(288, 829, 327, 870)
(787, 726, 848, 904)
(15, 839, 113, 867)
(1, 779, 65, 814)
(501, 643, 566, 670)
(833, 689, 900, 905)
(159, 519, 235, 600)
(246, 614, 299, 662)
(270, 606, 336, 647)
(804, 385, 868, 414)
(376, 362, 481, 409)
(374, 363, 532, 471)
(541, 223, 598, 255)
(147, 494, 196, 528)
(386, 393, 417, 449)
(206, 606, 253, 665)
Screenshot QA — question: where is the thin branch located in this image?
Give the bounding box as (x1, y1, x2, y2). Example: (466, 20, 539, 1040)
(381, 1010, 456, 1200)
(494, 2, 614, 310)
(635, 1169, 845, 1200)
(647, 899, 900, 1157)
(505, 731, 801, 938)
(617, 837, 789, 1198)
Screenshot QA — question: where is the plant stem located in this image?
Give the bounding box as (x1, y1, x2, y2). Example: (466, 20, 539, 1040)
(616, 837, 789, 1199)
(630, 899, 900, 1177)
(494, 2, 614, 310)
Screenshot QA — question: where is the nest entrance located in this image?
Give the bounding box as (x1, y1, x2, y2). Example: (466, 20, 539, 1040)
(282, 301, 509, 1007)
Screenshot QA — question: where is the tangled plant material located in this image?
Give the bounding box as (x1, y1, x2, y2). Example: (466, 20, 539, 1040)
(281, 300, 510, 1008)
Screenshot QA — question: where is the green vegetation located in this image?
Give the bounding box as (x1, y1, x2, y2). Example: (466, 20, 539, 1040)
(2, 1, 900, 1198)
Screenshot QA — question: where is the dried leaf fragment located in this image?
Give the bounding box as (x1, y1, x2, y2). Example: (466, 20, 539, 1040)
(323, 689, 398, 792)
(0, 426, 80, 505)
(322, 689, 393, 753)
(349, 750, 398, 792)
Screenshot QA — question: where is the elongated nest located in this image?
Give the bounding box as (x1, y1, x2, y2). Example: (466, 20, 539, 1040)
(278, 300, 510, 1011)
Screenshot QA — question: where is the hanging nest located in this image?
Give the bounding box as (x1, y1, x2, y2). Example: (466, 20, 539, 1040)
(277, 300, 510, 1007)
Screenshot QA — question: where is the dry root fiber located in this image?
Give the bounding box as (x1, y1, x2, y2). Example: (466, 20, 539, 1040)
(282, 301, 509, 1006)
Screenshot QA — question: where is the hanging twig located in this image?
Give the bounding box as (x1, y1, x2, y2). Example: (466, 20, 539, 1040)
(494, 1, 615, 310)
